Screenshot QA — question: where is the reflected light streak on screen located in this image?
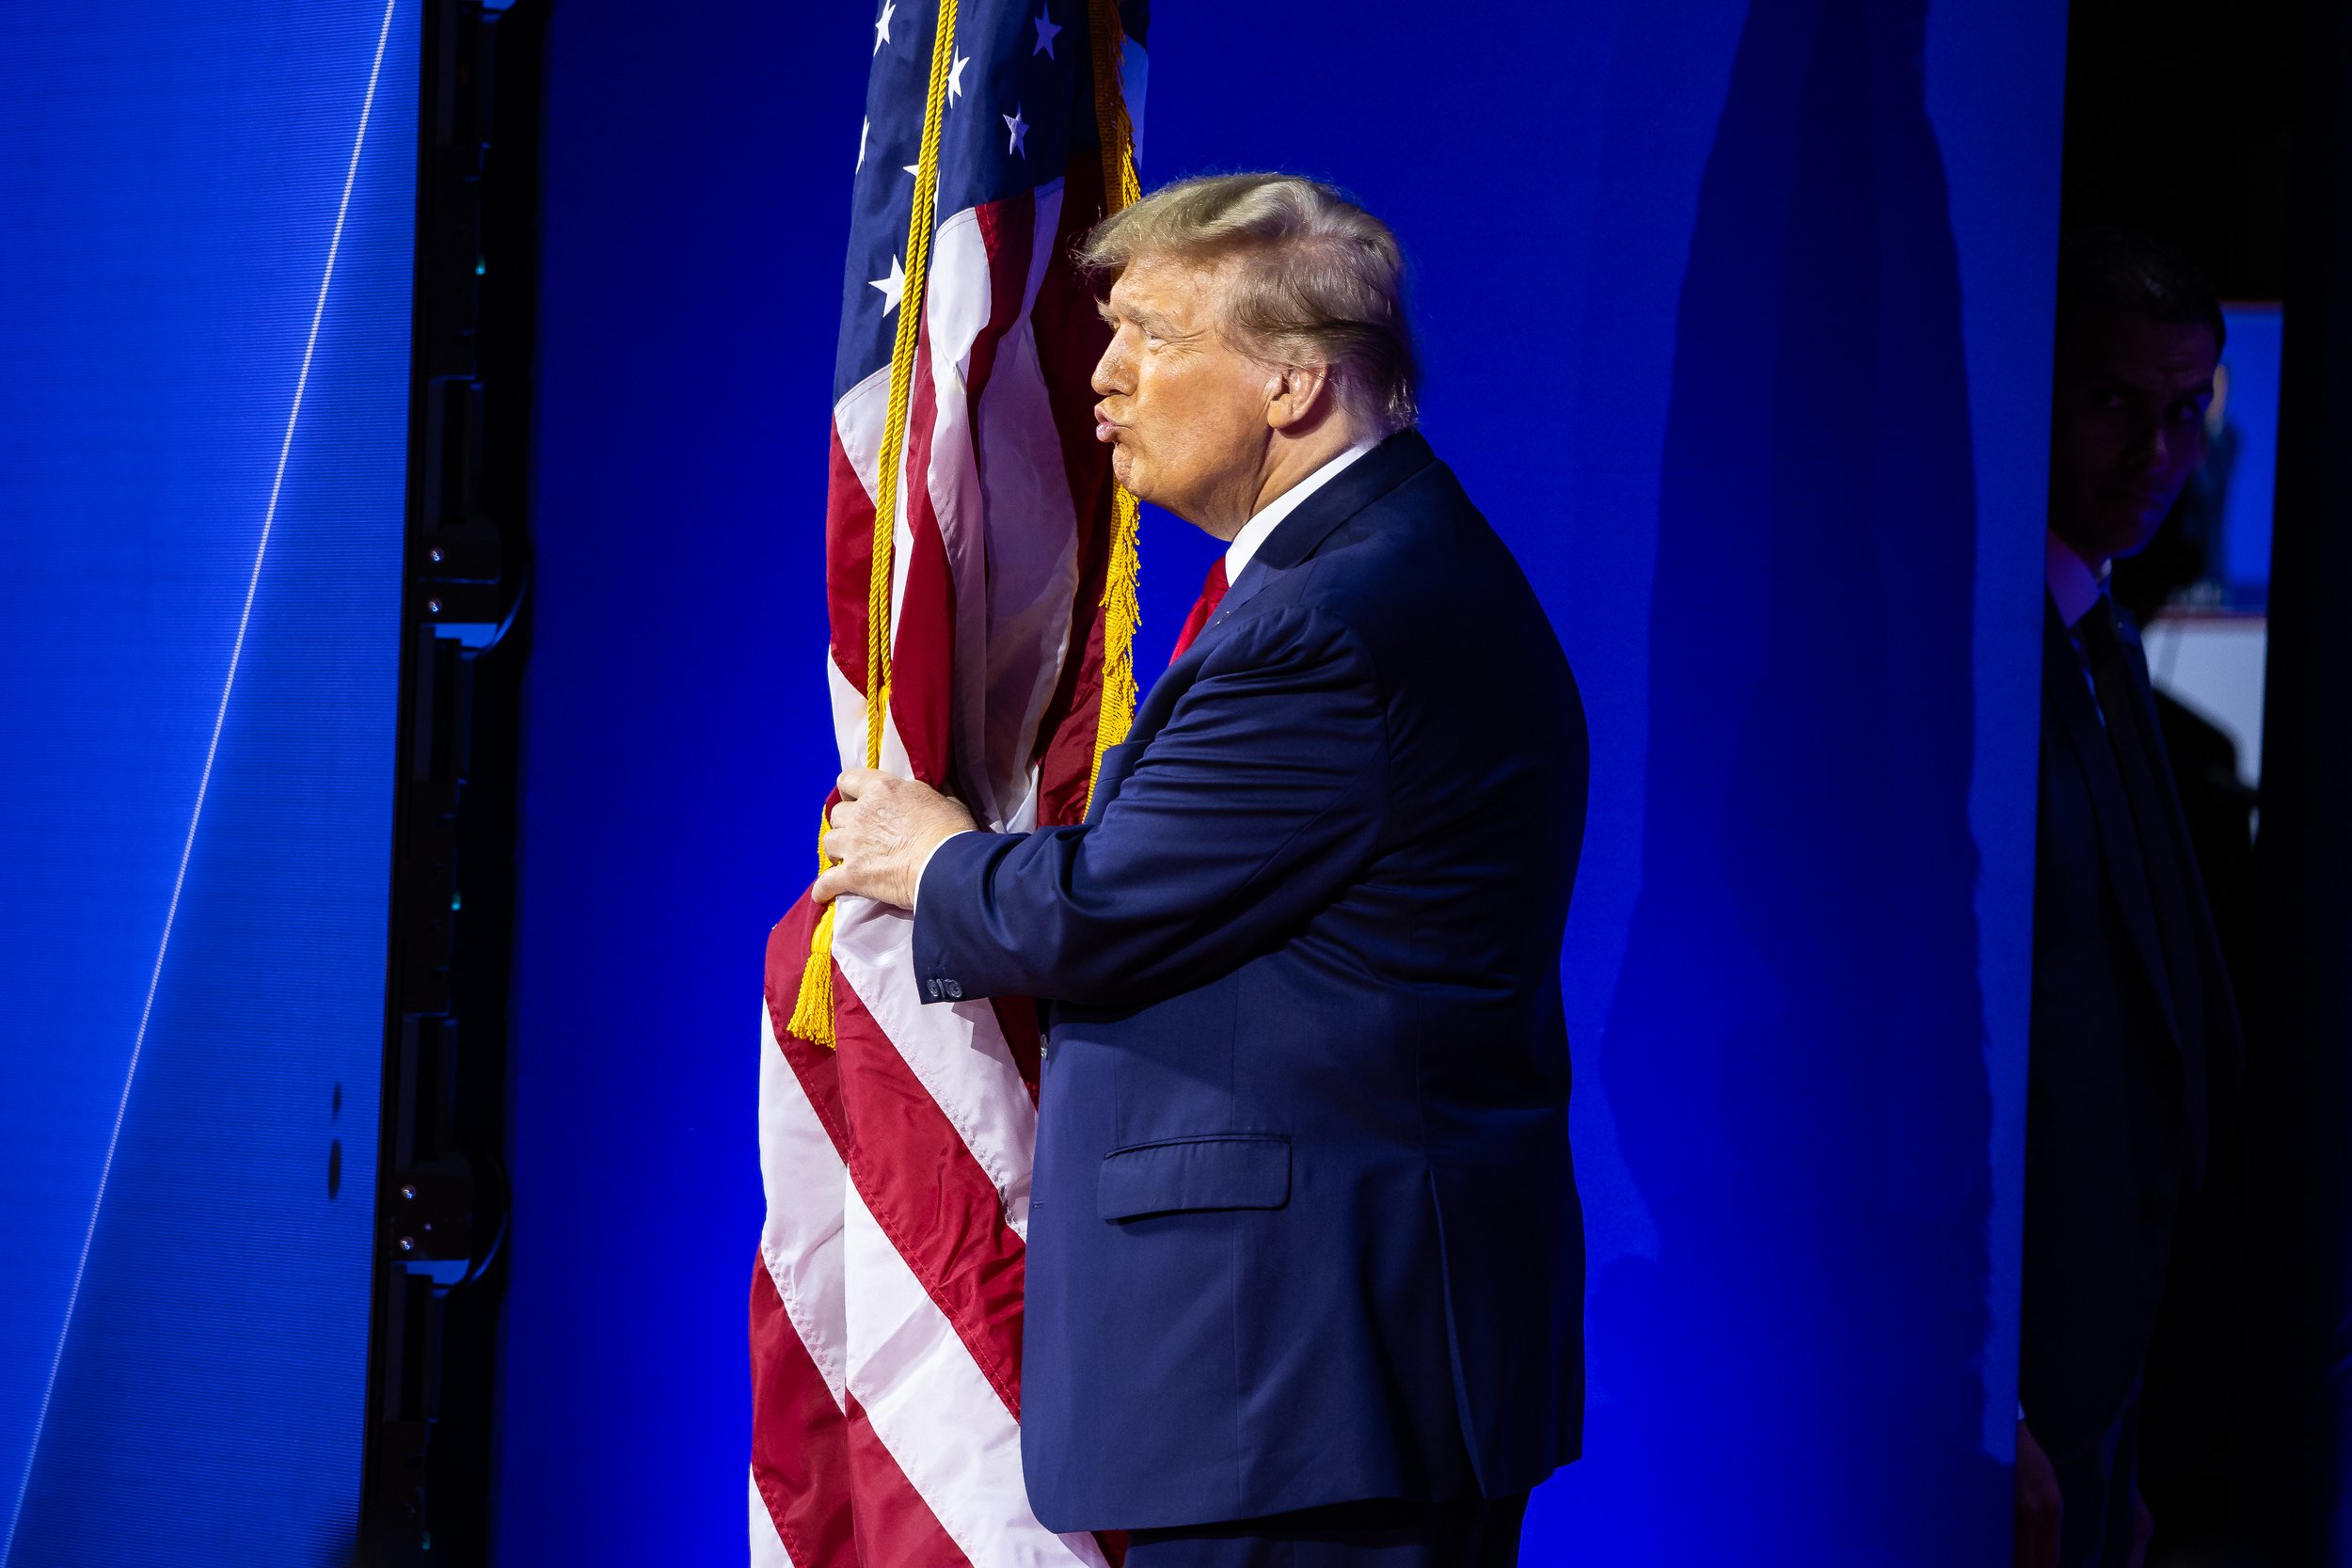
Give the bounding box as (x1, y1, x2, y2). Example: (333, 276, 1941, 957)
(0, 3, 416, 1560)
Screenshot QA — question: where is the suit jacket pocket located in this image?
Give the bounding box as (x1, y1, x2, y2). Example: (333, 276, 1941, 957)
(1096, 1133, 1291, 1221)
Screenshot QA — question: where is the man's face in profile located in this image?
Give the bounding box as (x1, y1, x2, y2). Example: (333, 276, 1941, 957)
(2047, 308, 2219, 565)
(1091, 252, 1278, 528)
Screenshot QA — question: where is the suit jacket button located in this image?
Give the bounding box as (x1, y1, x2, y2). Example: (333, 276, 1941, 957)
(945, 979, 963, 999)
(926, 978, 941, 999)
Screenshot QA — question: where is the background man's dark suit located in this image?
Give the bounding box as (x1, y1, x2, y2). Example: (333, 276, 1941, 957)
(911, 429, 1588, 1539)
(2025, 594, 2244, 1561)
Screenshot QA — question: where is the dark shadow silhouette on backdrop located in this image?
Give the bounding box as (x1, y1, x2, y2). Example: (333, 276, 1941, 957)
(1589, 0, 2006, 1558)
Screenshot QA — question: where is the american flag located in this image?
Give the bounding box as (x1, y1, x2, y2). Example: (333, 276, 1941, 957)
(750, 2, 1147, 1564)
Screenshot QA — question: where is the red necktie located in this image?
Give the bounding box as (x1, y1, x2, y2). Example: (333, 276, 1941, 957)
(1168, 557, 1230, 665)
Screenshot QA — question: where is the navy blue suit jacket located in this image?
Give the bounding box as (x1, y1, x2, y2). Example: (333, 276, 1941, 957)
(2022, 597, 2242, 1462)
(912, 430, 1588, 1532)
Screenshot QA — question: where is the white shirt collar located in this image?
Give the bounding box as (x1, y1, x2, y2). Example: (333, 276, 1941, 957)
(2044, 531, 2107, 627)
(1223, 440, 1379, 584)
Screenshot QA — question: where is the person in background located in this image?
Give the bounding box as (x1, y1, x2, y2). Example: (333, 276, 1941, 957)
(2105, 341, 2258, 1568)
(2016, 228, 2247, 1568)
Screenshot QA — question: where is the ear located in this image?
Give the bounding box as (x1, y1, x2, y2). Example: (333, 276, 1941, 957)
(1263, 361, 1335, 433)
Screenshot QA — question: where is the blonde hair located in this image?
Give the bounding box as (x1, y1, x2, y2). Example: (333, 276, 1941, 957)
(1080, 172, 1419, 433)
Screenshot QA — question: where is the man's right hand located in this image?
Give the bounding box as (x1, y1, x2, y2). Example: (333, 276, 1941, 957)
(2015, 1418, 2063, 1568)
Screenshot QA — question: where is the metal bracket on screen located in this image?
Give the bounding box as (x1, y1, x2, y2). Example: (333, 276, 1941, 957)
(418, 525, 506, 649)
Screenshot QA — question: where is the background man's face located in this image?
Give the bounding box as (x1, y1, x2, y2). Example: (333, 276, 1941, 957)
(1090, 253, 1275, 529)
(2047, 308, 2219, 565)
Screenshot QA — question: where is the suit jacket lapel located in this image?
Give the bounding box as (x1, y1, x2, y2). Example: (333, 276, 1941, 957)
(2043, 599, 2183, 1051)
(1215, 428, 1438, 623)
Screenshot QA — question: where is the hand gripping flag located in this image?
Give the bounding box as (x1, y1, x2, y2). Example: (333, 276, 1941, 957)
(751, 3, 1148, 1564)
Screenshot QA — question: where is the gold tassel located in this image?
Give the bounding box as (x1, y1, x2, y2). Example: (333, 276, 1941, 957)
(787, 900, 837, 1049)
(789, 803, 842, 1049)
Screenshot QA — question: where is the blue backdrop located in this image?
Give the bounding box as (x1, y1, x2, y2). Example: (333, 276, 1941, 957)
(505, 0, 2062, 1560)
(0, 3, 416, 1562)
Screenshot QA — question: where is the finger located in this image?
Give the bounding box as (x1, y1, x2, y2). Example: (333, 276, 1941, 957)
(822, 812, 867, 861)
(812, 865, 846, 904)
(837, 767, 884, 800)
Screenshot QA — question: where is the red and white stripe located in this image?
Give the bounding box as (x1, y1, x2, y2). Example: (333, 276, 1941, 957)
(754, 157, 1127, 1566)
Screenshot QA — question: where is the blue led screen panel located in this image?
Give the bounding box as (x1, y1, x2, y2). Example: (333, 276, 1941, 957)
(0, 4, 416, 1562)
(2215, 302, 2282, 604)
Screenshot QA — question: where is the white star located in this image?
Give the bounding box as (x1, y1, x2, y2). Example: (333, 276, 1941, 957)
(947, 50, 972, 103)
(869, 254, 907, 315)
(857, 116, 870, 170)
(1032, 4, 1061, 57)
(1002, 104, 1029, 157)
(872, 0, 896, 54)
(901, 162, 920, 176)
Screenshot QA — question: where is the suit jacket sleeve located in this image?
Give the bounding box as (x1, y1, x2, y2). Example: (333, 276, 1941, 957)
(911, 605, 1388, 1007)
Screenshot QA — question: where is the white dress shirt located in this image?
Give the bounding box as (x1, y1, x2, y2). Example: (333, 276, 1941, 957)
(2045, 531, 2114, 730)
(2045, 531, 2106, 627)
(1220, 438, 1378, 585)
(911, 438, 1380, 911)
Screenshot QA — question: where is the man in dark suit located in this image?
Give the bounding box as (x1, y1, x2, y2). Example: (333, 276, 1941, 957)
(817, 173, 1587, 1567)
(2015, 229, 2246, 1568)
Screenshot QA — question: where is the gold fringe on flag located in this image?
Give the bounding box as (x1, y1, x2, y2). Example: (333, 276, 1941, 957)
(1084, 0, 1145, 810)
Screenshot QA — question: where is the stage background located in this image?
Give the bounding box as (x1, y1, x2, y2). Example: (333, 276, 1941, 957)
(503, 0, 2064, 1560)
